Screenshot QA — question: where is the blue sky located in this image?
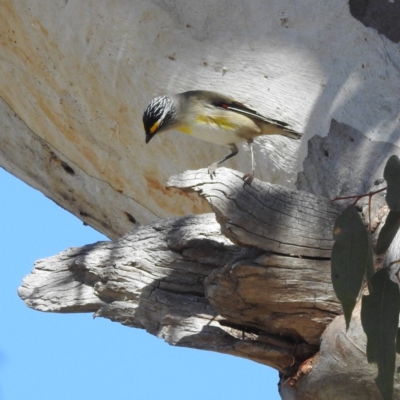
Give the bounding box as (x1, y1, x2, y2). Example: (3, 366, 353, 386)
(0, 167, 280, 400)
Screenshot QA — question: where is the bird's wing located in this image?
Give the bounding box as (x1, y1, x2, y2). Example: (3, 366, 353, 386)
(182, 90, 302, 138)
(214, 99, 291, 128)
(211, 97, 302, 138)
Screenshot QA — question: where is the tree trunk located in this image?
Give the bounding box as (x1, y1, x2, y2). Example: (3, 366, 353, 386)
(3, 1, 400, 399)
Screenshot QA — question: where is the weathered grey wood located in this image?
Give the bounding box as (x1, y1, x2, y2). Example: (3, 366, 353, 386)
(19, 169, 343, 376)
(280, 304, 400, 400)
(19, 213, 310, 372)
(168, 168, 342, 259)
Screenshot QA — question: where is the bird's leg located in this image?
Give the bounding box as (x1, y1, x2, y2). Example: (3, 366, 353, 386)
(208, 144, 239, 175)
(243, 139, 255, 184)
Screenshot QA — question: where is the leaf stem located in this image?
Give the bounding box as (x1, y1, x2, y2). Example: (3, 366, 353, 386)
(332, 187, 386, 206)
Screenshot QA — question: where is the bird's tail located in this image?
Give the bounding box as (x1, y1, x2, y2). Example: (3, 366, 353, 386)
(258, 119, 303, 140)
(282, 128, 302, 140)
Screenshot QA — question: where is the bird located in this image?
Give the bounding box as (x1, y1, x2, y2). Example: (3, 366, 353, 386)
(143, 90, 302, 183)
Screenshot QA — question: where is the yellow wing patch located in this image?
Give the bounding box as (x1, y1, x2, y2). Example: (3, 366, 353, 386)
(176, 125, 193, 135)
(196, 115, 236, 130)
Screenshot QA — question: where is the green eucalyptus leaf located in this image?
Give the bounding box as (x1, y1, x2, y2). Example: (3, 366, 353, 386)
(331, 205, 372, 330)
(366, 234, 375, 292)
(376, 211, 400, 255)
(361, 267, 400, 400)
(384, 155, 400, 211)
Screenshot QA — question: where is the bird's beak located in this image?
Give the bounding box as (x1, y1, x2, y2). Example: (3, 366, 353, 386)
(145, 133, 153, 144)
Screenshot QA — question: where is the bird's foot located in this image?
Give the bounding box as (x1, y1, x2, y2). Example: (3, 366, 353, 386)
(243, 171, 254, 185)
(207, 163, 218, 177)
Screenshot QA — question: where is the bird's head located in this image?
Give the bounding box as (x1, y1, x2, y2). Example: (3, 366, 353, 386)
(143, 95, 177, 144)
